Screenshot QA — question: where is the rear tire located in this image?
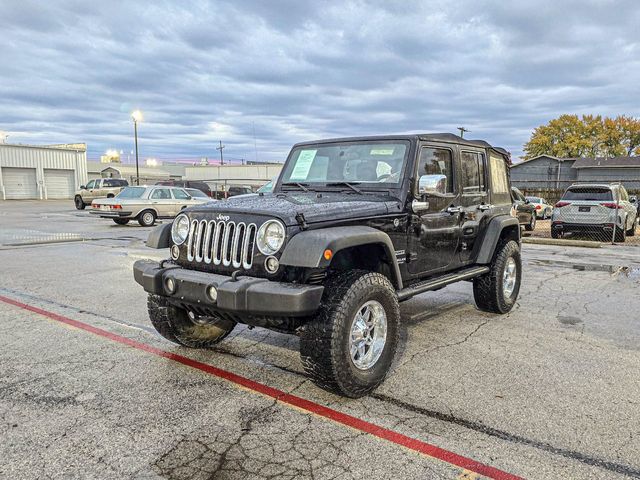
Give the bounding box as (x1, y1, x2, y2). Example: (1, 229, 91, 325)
(113, 218, 130, 225)
(138, 209, 156, 227)
(473, 240, 521, 314)
(525, 215, 536, 231)
(300, 270, 400, 398)
(614, 223, 627, 243)
(551, 229, 561, 239)
(74, 196, 85, 210)
(147, 294, 235, 348)
(627, 216, 636, 236)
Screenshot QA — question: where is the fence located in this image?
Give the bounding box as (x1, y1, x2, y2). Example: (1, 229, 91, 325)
(517, 183, 640, 245)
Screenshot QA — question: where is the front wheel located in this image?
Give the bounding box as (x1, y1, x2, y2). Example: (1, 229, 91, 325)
(138, 209, 156, 227)
(300, 270, 400, 398)
(74, 196, 85, 210)
(147, 294, 236, 348)
(473, 240, 522, 314)
(525, 215, 536, 231)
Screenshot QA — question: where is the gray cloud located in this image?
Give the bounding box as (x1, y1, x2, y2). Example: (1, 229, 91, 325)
(1, 0, 639, 162)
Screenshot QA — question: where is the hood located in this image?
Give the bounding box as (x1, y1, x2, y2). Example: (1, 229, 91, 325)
(186, 192, 401, 226)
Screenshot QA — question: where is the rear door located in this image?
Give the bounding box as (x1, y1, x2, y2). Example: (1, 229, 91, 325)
(407, 144, 462, 275)
(171, 188, 191, 214)
(148, 187, 174, 217)
(458, 148, 489, 264)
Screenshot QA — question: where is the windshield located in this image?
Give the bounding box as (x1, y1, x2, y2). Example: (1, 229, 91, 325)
(280, 141, 409, 187)
(563, 188, 613, 201)
(116, 186, 146, 199)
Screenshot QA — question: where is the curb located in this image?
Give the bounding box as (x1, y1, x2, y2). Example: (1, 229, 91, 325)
(522, 237, 602, 248)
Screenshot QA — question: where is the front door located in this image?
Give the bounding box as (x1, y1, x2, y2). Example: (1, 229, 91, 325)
(408, 145, 462, 275)
(149, 187, 174, 217)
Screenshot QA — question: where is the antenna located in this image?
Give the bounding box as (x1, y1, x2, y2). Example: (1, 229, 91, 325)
(457, 127, 470, 138)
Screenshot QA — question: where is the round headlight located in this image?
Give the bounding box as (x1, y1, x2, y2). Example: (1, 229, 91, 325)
(256, 220, 285, 255)
(171, 214, 190, 245)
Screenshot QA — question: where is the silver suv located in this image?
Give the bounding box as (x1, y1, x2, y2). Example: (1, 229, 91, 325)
(74, 178, 128, 210)
(551, 184, 638, 242)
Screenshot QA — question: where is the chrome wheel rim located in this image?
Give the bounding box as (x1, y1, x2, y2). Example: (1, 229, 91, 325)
(143, 213, 153, 224)
(349, 300, 387, 370)
(503, 257, 517, 298)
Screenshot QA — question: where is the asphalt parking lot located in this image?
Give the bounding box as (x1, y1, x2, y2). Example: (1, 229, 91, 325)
(1, 200, 639, 480)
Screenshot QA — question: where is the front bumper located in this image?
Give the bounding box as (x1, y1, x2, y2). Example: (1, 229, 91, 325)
(133, 259, 324, 317)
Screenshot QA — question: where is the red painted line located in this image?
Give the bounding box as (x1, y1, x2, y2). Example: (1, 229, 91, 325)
(0, 294, 523, 480)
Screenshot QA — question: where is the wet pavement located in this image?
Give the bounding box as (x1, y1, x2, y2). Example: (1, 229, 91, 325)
(1, 200, 640, 479)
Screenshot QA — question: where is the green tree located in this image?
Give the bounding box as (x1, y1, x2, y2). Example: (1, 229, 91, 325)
(523, 115, 640, 159)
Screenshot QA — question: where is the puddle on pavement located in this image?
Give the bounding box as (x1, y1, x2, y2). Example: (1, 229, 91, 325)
(530, 258, 640, 276)
(558, 315, 583, 326)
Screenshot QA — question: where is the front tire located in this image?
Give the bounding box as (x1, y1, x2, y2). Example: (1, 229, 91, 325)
(74, 196, 85, 210)
(525, 215, 536, 231)
(138, 209, 156, 227)
(147, 294, 236, 348)
(300, 270, 400, 398)
(473, 240, 521, 314)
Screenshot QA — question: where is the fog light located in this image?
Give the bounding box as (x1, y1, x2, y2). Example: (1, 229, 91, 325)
(165, 277, 176, 294)
(170, 245, 180, 260)
(265, 256, 279, 273)
(207, 285, 218, 303)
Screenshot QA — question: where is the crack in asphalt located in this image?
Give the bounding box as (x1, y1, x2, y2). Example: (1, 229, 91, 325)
(3, 289, 640, 478)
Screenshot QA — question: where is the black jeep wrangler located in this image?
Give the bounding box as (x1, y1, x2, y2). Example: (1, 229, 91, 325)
(133, 134, 521, 397)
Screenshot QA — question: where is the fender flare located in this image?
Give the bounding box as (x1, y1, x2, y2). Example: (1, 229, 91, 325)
(147, 223, 171, 248)
(279, 226, 403, 289)
(475, 215, 520, 264)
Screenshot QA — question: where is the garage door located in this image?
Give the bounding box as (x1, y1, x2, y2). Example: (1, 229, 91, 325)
(2, 167, 38, 199)
(44, 169, 75, 199)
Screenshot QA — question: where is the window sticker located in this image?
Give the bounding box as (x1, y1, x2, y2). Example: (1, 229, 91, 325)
(290, 149, 317, 180)
(370, 148, 394, 155)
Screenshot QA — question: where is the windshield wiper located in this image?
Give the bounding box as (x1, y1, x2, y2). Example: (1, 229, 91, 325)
(325, 181, 363, 194)
(281, 182, 310, 192)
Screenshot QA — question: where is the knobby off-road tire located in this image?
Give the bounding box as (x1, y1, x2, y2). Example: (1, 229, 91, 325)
(473, 240, 522, 314)
(299, 270, 400, 398)
(74, 196, 85, 210)
(147, 294, 236, 348)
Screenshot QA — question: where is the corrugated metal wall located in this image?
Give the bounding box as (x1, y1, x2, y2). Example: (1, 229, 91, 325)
(0, 144, 88, 199)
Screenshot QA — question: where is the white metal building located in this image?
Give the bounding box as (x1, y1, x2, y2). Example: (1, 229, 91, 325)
(0, 143, 88, 200)
(185, 164, 283, 187)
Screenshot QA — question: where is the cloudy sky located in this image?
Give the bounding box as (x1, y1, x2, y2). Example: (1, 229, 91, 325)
(1, 1, 639, 163)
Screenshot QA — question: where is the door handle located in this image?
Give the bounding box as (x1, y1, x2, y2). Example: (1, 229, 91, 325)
(446, 206, 462, 214)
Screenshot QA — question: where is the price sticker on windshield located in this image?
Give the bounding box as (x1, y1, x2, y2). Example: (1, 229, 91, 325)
(370, 148, 394, 155)
(290, 149, 317, 180)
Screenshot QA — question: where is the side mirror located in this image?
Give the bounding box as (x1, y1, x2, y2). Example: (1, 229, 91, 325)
(524, 199, 530, 204)
(418, 174, 447, 197)
(80, 185, 86, 190)
(630, 195, 637, 204)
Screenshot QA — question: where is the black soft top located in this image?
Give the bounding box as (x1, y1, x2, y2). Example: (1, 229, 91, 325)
(292, 133, 509, 157)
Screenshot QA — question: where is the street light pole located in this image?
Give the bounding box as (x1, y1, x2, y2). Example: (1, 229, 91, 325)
(131, 110, 143, 185)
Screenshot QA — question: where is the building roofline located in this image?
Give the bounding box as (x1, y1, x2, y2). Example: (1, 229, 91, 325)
(0, 142, 87, 152)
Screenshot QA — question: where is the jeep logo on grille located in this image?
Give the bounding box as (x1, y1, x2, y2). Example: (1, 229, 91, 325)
(216, 214, 230, 221)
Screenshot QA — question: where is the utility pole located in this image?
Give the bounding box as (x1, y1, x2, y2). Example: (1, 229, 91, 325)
(457, 127, 470, 138)
(216, 140, 225, 165)
(252, 121, 258, 163)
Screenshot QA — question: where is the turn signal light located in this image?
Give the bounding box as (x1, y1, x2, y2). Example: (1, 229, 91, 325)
(323, 249, 333, 260)
(600, 202, 622, 209)
(113, 204, 122, 210)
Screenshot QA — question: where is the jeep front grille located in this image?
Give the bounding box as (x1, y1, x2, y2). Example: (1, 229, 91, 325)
(186, 219, 257, 269)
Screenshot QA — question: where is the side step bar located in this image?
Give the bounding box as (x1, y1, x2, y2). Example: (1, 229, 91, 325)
(397, 266, 490, 301)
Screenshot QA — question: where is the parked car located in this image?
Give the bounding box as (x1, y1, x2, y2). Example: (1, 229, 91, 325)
(155, 180, 213, 198)
(525, 196, 553, 219)
(227, 185, 254, 197)
(551, 184, 638, 241)
(184, 188, 213, 200)
(74, 178, 128, 210)
(257, 180, 273, 193)
(134, 133, 522, 397)
(511, 187, 536, 231)
(90, 185, 211, 226)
